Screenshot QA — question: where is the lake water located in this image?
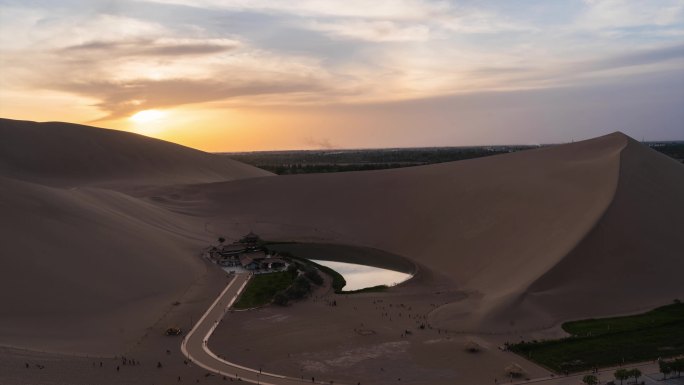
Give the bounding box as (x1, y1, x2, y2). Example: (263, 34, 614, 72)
(310, 260, 412, 291)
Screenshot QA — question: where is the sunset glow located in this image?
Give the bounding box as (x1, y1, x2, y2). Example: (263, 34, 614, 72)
(130, 110, 165, 123)
(0, 0, 682, 150)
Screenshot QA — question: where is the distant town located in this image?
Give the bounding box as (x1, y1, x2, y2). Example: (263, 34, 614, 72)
(221, 141, 684, 175)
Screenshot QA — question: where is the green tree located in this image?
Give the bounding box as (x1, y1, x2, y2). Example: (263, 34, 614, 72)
(614, 368, 630, 385)
(582, 374, 598, 385)
(659, 360, 672, 380)
(630, 368, 641, 384)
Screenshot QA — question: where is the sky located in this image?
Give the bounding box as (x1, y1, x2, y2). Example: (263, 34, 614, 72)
(1, 0, 683, 151)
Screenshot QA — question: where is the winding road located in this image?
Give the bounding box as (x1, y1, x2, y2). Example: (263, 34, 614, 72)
(180, 273, 346, 385)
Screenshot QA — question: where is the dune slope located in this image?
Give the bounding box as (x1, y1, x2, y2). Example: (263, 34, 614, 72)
(0, 119, 270, 355)
(509, 136, 684, 328)
(0, 176, 211, 354)
(156, 132, 683, 331)
(0, 118, 271, 187)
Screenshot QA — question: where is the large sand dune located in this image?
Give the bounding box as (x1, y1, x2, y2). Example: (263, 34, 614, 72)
(509, 136, 684, 327)
(0, 118, 270, 354)
(0, 176, 204, 353)
(1, 118, 682, 361)
(0, 118, 271, 188)
(156, 132, 683, 332)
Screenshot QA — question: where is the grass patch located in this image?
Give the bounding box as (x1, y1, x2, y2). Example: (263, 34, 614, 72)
(232, 271, 297, 309)
(510, 302, 684, 373)
(563, 303, 684, 336)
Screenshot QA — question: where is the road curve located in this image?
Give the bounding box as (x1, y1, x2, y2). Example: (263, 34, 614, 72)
(180, 273, 348, 385)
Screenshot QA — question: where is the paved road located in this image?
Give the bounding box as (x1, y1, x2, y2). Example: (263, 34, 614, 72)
(180, 273, 348, 385)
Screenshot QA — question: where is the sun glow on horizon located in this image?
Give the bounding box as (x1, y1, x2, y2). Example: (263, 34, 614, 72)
(127, 109, 170, 136)
(130, 109, 165, 123)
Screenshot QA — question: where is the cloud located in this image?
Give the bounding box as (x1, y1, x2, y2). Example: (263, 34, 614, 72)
(47, 76, 328, 121)
(589, 43, 684, 71)
(430, 42, 684, 94)
(0, 10, 166, 51)
(578, 0, 684, 30)
(147, 0, 533, 35)
(61, 38, 239, 57)
(0, 3, 341, 118)
(516, 43, 684, 86)
(300, 67, 684, 147)
(1, 0, 683, 128)
(146, 0, 449, 20)
(436, 9, 537, 34)
(307, 19, 432, 42)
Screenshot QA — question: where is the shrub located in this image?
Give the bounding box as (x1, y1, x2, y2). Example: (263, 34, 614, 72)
(286, 276, 311, 300)
(273, 292, 289, 306)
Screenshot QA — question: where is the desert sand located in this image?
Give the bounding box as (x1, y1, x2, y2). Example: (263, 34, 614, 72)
(0, 118, 271, 355)
(1, 117, 683, 384)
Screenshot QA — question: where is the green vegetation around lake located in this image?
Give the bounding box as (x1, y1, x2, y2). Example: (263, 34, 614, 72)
(511, 302, 684, 373)
(232, 271, 297, 309)
(233, 246, 395, 309)
(296, 257, 346, 293)
(283, 254, 385, 294)
(232, 261, 327, 308)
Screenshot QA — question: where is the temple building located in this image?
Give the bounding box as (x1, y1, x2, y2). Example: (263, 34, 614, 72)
(206, 232, 289, 273)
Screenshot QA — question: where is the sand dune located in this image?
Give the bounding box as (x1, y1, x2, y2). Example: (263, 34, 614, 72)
(0, 118, 271, 188)
(0, 119, 270, 355)
(155, 132, 683, 332)
(197, 132, 684, 384)
(0, 175, 208, 353)
(509, 136, 684, 327)
(1, 118, 682, 362)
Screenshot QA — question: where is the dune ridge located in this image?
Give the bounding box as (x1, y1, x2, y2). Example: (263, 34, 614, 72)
(0, 118, 272, 188)
(154, 132, 682, 332)
(509, 135, 684, 329)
